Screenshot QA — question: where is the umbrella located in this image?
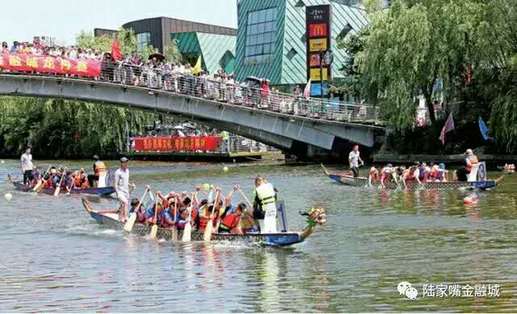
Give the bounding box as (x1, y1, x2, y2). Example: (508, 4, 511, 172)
(148, 53, 165, 61)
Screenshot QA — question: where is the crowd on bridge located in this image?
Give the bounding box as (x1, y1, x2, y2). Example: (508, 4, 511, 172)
(0, 39, 375, 122)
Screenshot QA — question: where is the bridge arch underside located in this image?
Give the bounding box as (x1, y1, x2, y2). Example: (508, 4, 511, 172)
(0, 75, 382, 159)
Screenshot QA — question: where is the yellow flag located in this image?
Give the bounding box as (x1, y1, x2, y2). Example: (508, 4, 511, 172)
(192, 56, 202, 75)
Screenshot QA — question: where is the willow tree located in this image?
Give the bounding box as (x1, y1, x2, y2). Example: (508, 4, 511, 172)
(475, 0, 517, 152)
(357, 0, 482, 128)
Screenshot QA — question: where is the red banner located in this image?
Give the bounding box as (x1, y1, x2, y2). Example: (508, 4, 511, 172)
(0, 53, 101, 77)
(132, 136, 222, 152)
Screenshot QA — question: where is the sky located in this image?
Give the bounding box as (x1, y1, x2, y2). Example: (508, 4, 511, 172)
(0, 0, 238, 45)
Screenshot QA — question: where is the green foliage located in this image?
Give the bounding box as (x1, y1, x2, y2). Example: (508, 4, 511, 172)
(163, 40, 183, 63)
(0, 97, 157, 158)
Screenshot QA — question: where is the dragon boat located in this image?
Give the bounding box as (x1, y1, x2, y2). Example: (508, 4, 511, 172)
(321, 163, 502, 191)
(8, 175, 115, 197)
(82, 198, 326, 247)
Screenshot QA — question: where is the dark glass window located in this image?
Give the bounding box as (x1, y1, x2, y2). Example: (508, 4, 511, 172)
(245, 7, 277, 62)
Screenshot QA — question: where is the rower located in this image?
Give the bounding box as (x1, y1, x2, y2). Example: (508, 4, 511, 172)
(402, 165, 421, 188)
(368, 167, 379, 186)
(253, 176, 277, 233)
(218, 203, 246, 234)
(129, 198, 147, 224)
(380, 164, 396, 188)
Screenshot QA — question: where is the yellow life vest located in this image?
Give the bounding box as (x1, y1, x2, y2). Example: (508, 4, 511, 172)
(255, 183, 276, 206)
(94, 161, 107, 175)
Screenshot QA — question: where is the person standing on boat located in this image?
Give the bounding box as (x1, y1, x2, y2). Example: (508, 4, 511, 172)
(254, 176, 277, 233)
(90, 155, 108, 188)
(20, 147, 34, 185)
(348, 145, 364, 178)
(457, 149, 479, 181)
(114, 157, 131, 222)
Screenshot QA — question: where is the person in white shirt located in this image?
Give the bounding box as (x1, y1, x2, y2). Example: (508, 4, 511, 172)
(114, 157, 132, 222)
(20, 147, 34, 185)
(348, 144, 364, 178)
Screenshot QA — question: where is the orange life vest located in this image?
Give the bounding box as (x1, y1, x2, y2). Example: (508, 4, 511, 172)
(220, 213, 240, 230)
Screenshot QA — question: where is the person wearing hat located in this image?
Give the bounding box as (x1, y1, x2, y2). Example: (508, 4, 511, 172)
(114, 157, 131, 222)
(89, 155, 107, 188)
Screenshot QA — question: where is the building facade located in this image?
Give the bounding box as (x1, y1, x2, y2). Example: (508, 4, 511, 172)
(122, 17, 236, 54)
(235, 0, 368, 88)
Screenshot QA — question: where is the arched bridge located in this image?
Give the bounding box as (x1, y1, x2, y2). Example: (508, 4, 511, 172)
(0, 74, 385, 159)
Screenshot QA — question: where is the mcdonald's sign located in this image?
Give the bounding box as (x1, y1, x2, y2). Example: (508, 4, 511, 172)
(306, 5, 332, 96)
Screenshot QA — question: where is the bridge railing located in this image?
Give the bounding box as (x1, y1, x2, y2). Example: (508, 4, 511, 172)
(0, 61, 380, 123)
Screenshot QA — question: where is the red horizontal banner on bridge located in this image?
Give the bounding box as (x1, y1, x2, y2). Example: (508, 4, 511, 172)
(0, 53, 101, 77)
(132, 136, 222, 152)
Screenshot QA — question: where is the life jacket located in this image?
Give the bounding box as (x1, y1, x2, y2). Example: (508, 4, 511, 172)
(94, 161, 107, 176)
(369, 168, 379, 182)
(465, 156, 479, 173)
(255, 183, 276, 206)
(220, 212, 240, 231)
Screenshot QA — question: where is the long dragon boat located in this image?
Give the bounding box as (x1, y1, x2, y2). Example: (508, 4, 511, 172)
(8, 175, 115, 197)
(321, 164, 502, 191)
(82, 198, 326, 247)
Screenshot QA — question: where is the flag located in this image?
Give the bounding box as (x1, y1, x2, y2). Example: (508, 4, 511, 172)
(439, 113, 455, 145)
(111, 39, 122, 61)
(478, 116, 493, 141)
(192, 56, 202, 75)
(303, 79, 311, 99)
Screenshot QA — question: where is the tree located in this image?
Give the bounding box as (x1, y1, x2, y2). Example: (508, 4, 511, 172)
(357, 0, 483, 129)
(163, 39, 183, 63)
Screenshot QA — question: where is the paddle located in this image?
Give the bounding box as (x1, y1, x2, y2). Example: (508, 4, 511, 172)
(237, 187, 253, 208)
(33, 165, 51, 192)
(150, 193, 159, 239)
(124, 186, 150, 232)
(203, 190, 220, 242)
(171, 195, 178, 241)
(53, 169, 66, 197)
(182, 193, 195, 242)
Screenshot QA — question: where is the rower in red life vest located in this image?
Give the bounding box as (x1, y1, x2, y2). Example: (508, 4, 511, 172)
(380, 164, 398, 188)
(402, 165, 421, 188)
(368, 167, 379, 186)
(218, 203, 247, 234)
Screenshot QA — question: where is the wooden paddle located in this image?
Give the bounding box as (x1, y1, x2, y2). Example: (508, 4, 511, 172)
(203, 190, 220, 242)
(171, 196, 178, 241)
(237, 188, 253, 208)
(124, 186, 150, 232)
(150, 193, 159, 239)
(53, 169, 66, 197)
(33, 165, 51, 192)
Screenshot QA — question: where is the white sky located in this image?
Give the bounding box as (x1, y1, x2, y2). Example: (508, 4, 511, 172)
(0, 0, 238, 45)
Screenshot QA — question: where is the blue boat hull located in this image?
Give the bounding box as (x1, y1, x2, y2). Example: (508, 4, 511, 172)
(83, 199, 315, 247)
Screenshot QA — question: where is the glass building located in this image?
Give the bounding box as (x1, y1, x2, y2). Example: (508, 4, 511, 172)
(235, 0, 368, 88)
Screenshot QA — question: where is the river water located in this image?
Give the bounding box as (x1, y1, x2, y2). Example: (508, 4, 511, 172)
(0, 159, 516, 312)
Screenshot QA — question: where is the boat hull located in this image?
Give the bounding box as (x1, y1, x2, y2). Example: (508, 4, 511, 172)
(83, 199, 313, 247)
(321, 165, 497, 191)
(11, 179, 115, 196)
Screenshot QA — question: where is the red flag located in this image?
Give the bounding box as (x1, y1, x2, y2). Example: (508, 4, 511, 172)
(439, 113, 455, 145)
(111, 39, 122, 61)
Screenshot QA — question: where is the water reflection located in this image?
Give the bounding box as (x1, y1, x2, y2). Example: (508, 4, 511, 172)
(1, 161, 517, 312)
